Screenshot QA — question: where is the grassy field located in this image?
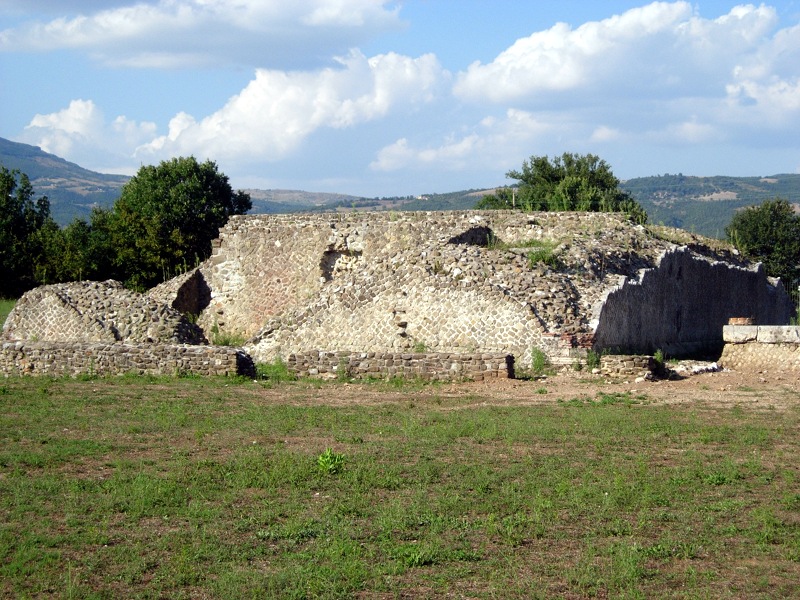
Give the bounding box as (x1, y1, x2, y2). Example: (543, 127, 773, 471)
(1, 375, 799, 598)
(0, 298, 15, 328)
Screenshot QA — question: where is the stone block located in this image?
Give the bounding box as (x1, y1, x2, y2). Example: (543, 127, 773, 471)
(722, 325, 758, 343)
(756, 326, 800, 344)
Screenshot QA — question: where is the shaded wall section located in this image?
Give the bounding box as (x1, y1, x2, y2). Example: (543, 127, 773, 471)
(593, 249, 792, 355)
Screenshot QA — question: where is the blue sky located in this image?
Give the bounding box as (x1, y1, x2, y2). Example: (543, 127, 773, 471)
(1, 1, 800, 197)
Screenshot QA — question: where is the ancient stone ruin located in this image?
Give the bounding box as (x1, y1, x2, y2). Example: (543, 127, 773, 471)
(2, 210, 794, 379)
(1, 280, 253, 377)
(721, 325, 800, 372)
(4, 280, 206, 345)
(153, 210, 791, 371)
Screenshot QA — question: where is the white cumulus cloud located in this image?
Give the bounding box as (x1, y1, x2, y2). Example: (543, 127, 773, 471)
(19, 99, 157, 173)
(371, 109, 555, 173)
(454, 2, 695, 103)
(0, 0, 403, 68)
(443, 2, 800, 168)
(453, 1, 787, 107)
(137, 50, 446, 163)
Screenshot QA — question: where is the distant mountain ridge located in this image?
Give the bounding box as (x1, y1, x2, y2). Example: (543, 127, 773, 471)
(2, 136, 799, 237)
(0, 137, 379, 224)
(0, 137, 130, 225)
(243, 188, 370, 214)
(620, 173, 800, 237)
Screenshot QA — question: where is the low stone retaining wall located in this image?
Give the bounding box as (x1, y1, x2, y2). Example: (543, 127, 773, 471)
(720, 325, 800, 372)
(599, 354, 656, 377)
(286, 351, 514, 381)
(0, 341, 255, 378)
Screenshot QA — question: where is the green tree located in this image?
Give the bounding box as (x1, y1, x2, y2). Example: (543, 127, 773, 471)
(477, 152, 647, 223)
(34, 218, 94, 284)
(109, 157, 251, 290)
(0, 166, 60, 296)
(725, 198, 800, 285)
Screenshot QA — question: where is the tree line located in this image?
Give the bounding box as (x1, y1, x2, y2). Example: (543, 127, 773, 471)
(725, 199, 800, 288)
(1, 157, 251, 297)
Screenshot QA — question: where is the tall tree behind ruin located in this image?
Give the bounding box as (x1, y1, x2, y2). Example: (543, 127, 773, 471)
(477, 152, 647, 223)
(0, 166, 60, 296)
(726, 198, 800, 286)
(109, 156, 252, 291)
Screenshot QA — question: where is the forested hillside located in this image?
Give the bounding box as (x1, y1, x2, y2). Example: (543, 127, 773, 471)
(244, 188, 375, 213)
(620, 173, 800, 238)
(0, 137, 129, 225)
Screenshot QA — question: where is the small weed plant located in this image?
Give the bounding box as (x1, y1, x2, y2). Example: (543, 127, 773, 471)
(317, 448, 345, 475)
(528, 246, 561, 269)
(255, 359, 295, 382)
(336, 358, 352, 381)
(531, 347, 550, 376)
(653, 348, 666, 373)
(210, 323, 247, 347)
(586, 349, 602, 370)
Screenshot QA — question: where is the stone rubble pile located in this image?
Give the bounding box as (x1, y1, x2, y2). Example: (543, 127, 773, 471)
(2, 280, 206, 345)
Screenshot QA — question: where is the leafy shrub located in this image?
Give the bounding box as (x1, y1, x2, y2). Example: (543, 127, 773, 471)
(531, 348, 550, 376)
(586, 349, 602, 370)
(317, 448, 345, 475)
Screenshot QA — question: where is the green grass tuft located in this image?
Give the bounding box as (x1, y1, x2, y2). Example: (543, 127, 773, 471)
(255, 358, 296, 382)
(0, 298, 16, 328)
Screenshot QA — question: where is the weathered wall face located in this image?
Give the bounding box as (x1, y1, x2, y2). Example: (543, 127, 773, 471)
(0, 341, 254, 378)
(181, 211, 663, 365)
(4, 281, 206, 345)
(154, 210, 790, 366)
(193, 217, 339, 337)
(179, 210, 667, 345)
(593, 249, 793, 355)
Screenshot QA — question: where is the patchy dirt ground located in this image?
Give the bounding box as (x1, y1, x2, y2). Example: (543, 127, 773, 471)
(254, 362, 800, 412)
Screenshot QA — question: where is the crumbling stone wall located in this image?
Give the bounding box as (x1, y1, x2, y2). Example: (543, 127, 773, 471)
(156, 210, 789, 367)
(4, 281, 206, 344)
(594, 250, 791, 355)
(286, 351, 513, 381)
(720, 325, 800, 372)
(0, 281, 255, 379)
(0, 341, 254, 378)
(5, 211, 791, 379)
(599, 355, 656, 377)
